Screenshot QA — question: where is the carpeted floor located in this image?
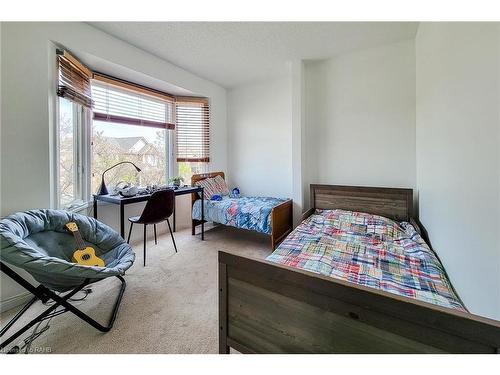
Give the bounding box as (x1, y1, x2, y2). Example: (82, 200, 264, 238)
(0, 225, 272, 354)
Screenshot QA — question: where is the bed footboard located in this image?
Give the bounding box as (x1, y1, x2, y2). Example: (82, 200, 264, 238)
(218, 251, 500, 354)
(270, 199, 293, 249)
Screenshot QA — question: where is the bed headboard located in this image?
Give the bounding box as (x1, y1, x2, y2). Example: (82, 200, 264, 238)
(191, 171, 225, 187)
(310, 184, 413, 222)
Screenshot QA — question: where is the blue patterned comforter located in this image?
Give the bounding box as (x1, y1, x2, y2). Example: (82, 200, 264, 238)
(192, 196, 287, 234)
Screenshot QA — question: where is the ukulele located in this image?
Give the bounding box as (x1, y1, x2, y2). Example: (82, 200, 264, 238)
(65, 222, 105, 267)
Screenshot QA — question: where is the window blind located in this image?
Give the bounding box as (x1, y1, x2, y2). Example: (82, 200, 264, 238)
(175, 97, 210, 162)
(57, 50, 93, 108)
(92, 74, 175, 129)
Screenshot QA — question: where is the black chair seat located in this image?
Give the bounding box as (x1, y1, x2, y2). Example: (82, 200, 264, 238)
(128, 216, 165, 225)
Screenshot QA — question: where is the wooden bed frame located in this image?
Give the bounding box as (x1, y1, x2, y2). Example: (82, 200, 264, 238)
(218, 184, 500, 353)
(191, 172, 293, 249)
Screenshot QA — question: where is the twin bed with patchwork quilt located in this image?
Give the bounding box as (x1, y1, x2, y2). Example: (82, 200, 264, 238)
(267, 208, 465, 311)
(191, 172, 292, 249)
(192, 196, 288, 235)
(218, 184, 500, 354)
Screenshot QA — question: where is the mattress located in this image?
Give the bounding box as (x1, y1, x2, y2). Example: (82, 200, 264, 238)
(266, 209, 466, 311)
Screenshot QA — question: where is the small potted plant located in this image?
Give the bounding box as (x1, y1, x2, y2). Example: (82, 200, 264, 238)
(169, 176, 184, 188)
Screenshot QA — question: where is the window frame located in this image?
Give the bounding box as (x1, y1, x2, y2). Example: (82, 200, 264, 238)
(175, 97, 210, 163)
(174, 97, 210, 183)
(55, 96, 92, 211)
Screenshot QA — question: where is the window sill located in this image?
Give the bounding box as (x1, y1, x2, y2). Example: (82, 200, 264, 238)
(65, 200, 92, 214)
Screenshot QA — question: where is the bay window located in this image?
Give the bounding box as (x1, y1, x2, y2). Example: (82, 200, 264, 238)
(55, 48, 211, 208)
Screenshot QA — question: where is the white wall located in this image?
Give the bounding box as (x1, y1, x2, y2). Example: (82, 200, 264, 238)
(0, 22, 227, 310)
(416, 23, 500, 320)
(304, 40, 416, 201)
(291, 61, 307, 224)
(227, 76, 292, 198)
(226, 40, 416, 219)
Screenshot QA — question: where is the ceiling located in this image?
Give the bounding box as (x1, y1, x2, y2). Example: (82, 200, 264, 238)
(89, 22, 419, 88)
(77, 51, 195, 96)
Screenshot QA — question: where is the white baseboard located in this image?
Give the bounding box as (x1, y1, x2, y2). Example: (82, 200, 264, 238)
(1, 292, 33, 313)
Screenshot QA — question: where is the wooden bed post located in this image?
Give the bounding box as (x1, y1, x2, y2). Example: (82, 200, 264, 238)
(218, 262, 230, 354)
(270, 199, 293, 250)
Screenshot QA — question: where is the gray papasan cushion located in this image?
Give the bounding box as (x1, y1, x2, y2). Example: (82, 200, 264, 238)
(0, 209, 135, 292)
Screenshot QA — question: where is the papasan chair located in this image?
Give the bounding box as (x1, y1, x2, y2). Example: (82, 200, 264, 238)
(0, 209, 135, 352)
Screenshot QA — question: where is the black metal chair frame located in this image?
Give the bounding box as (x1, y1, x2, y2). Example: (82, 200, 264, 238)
(127, 219, 177, 267)
(0, 262, 126, 352)
(127, 189, 178, 266)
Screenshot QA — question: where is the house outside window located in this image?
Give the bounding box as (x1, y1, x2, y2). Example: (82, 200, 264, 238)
(91, 121, 168, 192)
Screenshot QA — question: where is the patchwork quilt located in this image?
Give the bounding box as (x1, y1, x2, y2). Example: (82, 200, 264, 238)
(192, 196, 287, 234)
(267, 209, 466, 311)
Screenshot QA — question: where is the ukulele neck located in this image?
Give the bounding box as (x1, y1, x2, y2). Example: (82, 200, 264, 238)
(71, 230, 87, 250)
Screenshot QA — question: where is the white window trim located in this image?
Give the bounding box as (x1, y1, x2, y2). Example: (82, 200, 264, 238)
(74, 106, 92, 209)
(49, 45, 59, 210)
(167, 128, 175, 180)
(54, 98, 92, 210)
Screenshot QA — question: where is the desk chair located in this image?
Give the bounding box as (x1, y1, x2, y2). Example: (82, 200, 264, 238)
(127, 189, 177, 266)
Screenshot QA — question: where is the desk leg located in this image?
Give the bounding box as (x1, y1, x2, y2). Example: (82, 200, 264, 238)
(173, 197, 176, 232)
(93, 197, 98, 219)
(120, 203, 125, 239)
(201, 194, 204, 241)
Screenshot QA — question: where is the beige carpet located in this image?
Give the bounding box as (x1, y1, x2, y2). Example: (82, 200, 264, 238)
(0, 225, 272, 354)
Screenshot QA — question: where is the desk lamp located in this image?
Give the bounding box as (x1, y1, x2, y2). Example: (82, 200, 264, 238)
(97, 161, 142, 195)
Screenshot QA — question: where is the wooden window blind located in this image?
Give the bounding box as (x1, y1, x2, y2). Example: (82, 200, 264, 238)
(57, 50, 93, 108)
(92, 74, 175, 129)
(175, 97, 210, 163)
